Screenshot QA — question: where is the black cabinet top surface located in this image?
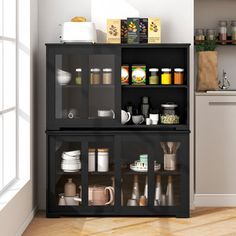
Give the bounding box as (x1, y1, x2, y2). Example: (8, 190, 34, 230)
(45, 43, 191, 48)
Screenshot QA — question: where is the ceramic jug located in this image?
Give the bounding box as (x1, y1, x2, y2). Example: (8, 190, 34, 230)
(121, 110, 131, 124)
(74, 185, 114, 206)
(64, 178, 76, 197)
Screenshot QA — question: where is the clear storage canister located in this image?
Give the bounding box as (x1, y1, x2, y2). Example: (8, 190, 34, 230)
(149, 68, 159, 84)
(90, 68, 101, 85)
(161, 68, 172, 85)
(97, 148, 109, 172)
(75, 68, 82, 85)
(195, 28, 205, 41)
(219, 21, 227, 44)
(231, 21, 236, 44)
(160, 103, 180, 124)
(102, 68, 112, 84)
(206, 29, 216, 41)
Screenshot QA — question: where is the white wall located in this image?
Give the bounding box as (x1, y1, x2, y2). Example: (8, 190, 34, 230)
(0, 0, 38, 235)
(37, 0, 194, 209)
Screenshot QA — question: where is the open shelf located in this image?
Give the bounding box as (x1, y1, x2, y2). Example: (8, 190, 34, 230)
(122, 85, 188, 89)
(195, 39, 236, 45)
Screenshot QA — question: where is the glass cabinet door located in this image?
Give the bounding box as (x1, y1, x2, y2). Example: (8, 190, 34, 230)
(47, 45, 121, 129)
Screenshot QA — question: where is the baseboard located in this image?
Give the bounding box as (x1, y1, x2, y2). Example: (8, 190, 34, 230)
(194, 194, 236, 207)
(16, 206, 38, 236)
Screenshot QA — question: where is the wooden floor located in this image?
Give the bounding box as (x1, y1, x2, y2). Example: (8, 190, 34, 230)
(23, 208, 236, 236)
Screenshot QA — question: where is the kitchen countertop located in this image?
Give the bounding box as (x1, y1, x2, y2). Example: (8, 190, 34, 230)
(196, 90, 236, 96)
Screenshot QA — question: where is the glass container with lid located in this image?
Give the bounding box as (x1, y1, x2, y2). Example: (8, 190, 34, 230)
(149, 68, 159, 84)
(160, 103, 180, 124)
(195, 28, 205, 41)
(90, 68, 101, 85)
(219, 21, 227, 44)
(206, 29, 216, 41)
(161, 68, 172, 85)
(174, 68, 184, 85)
(231, 21, 236, 44)
(75, 68, 82, 85)
(102, 68, 112, 85)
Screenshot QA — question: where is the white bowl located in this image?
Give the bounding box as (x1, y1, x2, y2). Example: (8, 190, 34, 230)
(63, 150, 81, 156)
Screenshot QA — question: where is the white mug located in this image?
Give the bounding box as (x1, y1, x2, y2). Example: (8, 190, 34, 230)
(97, 109, 115, 119)
(149, 113, 159, 120)
(146, 118, 152, 125)
(121, 110, 131, 124)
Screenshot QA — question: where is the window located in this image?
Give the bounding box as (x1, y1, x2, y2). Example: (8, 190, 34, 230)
(0, 0, 30, 193)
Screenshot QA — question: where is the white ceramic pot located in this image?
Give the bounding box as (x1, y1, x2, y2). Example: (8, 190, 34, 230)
(121, 110, 131, 124)
(97, 149, 109, 172)
(57, 69, 71, 85)
(97, 109, 115, 119)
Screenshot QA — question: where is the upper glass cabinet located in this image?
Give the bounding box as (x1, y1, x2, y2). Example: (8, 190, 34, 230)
(46, 44, 121, 129)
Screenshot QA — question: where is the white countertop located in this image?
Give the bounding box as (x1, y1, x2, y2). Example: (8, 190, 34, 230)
(196, 91, 236, 96)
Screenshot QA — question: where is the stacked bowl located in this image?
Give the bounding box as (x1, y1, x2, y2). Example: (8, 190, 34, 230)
(61, 150, 81, 172)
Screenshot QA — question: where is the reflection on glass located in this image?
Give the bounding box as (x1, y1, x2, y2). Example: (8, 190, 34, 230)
(55, 55, 83, 120)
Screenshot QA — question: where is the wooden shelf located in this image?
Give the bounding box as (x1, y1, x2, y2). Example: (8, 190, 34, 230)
(195, 39, 236, 45)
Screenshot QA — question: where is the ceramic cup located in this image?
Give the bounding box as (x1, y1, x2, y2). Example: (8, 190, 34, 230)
(149, 113, 159, 125)
(57, 69, 71, 85)
(127, 199, 138, 206)
(64, 195, 79, 206)
(132, 115, 144, 125)
(121, 110, 131, 124)
(97, 110, 115, 119)
(146, 118, 152, 125)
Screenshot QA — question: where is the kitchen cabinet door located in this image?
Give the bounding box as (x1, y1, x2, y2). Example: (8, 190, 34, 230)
(196, 95, 236, 194)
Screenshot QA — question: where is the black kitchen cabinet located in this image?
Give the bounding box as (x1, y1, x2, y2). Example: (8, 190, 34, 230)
(46, 43, 190, 218)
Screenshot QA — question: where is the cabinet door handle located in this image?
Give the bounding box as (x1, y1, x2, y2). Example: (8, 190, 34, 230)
(209, 102, 236, 106)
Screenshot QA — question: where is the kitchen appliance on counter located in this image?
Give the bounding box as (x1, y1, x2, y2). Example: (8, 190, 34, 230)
(61, 22, 97, 43)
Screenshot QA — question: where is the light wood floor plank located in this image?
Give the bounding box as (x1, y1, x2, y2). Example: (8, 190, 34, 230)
(23, 208, 236, 236)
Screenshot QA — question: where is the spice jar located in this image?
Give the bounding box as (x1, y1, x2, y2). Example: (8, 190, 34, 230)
(206, 29, 216, 41)
(219, 21, 227, 44)
(161, 68, 172, 85)
(90, 68, 101, 85)
(102, 68, 112, 85)
(149, 68, 159, 84)
(160, 103, 180, 124)
(75, 68, 82, 85)
(195, 28, 205, 41)
(97, 148, 109, 172)
(231, 21, 236, 44)
(174, 68, 184, 85)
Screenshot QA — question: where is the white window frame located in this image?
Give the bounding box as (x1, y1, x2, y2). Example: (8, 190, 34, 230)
(0, 0, 30, 196)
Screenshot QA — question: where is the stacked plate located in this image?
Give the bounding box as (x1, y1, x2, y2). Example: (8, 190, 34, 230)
(61, 150, 81, 172)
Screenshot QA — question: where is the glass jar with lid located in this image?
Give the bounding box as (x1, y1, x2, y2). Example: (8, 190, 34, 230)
(75, 68, 82, 85)
(90, 68, 101, 85)
(231, 21, 236, 44)
(219, 21, 227, 44)
(160, 103, 180, 124)
(174, 68, 184, 85)
(161, 68, 172, 85)
(149, 68, 159, 84)
(102, 68, 112, 85)
(206, 29, 216, 41)
(195, 28, 205, 41)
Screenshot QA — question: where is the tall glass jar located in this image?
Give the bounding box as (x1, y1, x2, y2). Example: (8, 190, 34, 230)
(90, 68, 101, 85)
(231, 21, 236, 44)
(102, 68, 112, 85)
(75, 68, 82, 85)
(219, 21, 227, 44)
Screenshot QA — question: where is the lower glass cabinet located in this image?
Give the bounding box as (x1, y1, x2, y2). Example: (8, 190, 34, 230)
(47, 131, 189, 217)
